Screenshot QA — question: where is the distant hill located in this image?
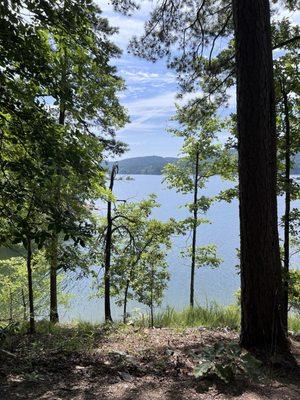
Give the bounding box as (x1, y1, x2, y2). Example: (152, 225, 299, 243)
(106, 154, 300, 175)
(107, 156, 178, 175)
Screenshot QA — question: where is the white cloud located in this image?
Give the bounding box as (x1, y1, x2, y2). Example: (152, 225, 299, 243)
(125, 91, 176, 116)
(119, 90, 195, 134)
(96, 0, 155, 49)
(108, 15, 145, 48)
(121, 70, 176, 85)
(120, 91, 175, 133)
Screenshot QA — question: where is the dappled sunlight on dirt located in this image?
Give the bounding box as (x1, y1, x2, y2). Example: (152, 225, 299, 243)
(1, 327, 299, 399)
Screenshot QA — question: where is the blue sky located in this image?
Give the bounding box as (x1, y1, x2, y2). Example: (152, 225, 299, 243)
(98, 1, 190, 159)
(98, 1, 300, 160)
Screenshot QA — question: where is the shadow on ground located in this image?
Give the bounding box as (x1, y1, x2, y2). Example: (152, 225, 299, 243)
(1, 328, 299, 400)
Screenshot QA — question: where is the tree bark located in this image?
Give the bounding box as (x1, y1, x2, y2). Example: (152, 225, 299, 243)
(190, 150, 199, 308)
(50, 234, 59, 323)
(232, 0, 287, 354)
(123, 280, 129, 324)
(21, 288, 27, 322)
(282, 82, 291, 332)
(150, 302, 154, 329)
(104, 165, 118, 322)
(9, 288, 13, 322)
(150, 265, 154, 328)
(49, 90, 65, 323)
(26, 238, 35, 334)
(49, 44, 67, 323)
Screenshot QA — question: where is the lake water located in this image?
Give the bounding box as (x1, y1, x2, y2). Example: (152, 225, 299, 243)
(61, 175, 300, 323)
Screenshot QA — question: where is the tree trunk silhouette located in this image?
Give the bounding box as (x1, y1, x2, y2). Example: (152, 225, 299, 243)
(282, 82, 291, 333)
(26, 238, 35, 334)
(150, 264, 154, 328)
(232, 0, 287, 353)
(49, 105, 65, 324)
(104, 165, 118, 322)
(50, 234, 59, 323)
(123, 280, 130, 324)
(190, 150, 199, 308)
(21, 288, 27, 322)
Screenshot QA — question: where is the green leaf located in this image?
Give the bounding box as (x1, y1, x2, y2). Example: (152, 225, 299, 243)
(194, 361, 213, 378)
(214, 364, 234, 383)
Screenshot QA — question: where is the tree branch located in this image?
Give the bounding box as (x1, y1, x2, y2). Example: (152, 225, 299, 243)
(273, 35, 300, 50)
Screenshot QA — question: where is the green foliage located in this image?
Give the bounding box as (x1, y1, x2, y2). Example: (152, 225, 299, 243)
(163, 108, 235, 197)
(275, 50, 300, 199)
(288, 269, 300, 313)
(0, 322, 20, 346)
(194, 342, 261, 383)
(288, 313, 300, 332)
(181, 245, 222, 270)
(134, 246, 170, 316)
(0, 251, 70, 322)
(13, 320, 101, 354)
(163, 104, 234, 304)
(0, 0, 129, 330)
(95, 194, 176, 318)
(0, 0, 128, 250)
(116, 0, 299, 108)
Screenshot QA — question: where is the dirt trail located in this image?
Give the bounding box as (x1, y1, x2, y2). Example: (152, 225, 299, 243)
(1, 327, 299, 400)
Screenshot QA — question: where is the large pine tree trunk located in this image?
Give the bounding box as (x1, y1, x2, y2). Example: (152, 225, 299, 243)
(282, 82, 291, 332)
(190, 150, 199, 308)
(232, 0, 287, 354)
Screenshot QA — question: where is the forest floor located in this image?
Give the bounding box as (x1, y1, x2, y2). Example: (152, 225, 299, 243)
(0, 325, 300, 400)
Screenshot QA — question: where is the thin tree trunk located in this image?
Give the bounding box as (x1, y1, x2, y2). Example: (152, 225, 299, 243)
(26, 238, 35, 334)
(104, 165, 118, 322)
(104, 197, 113, 322)
(190, 150, 199, 308)
(49, 93, 65, 324)
(150, 303, 154, 329)
(9, 288, 13, 322)
(282, 82, 291, 332)
(150, 265, 154, 328)
(21, 288, 26, 322)
(49, 44, 67, 323)
(50, 234, 59, 323)
(232, 0, 287, 354)
(123, 280, 129, 324)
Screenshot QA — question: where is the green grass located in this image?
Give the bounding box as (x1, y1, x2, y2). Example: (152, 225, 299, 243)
(1, 308, 299, 355)
(288, 313, 300, 333)
(137, 304, 300, 333)
(138, 303, 241, 330)
(0, 320, 104, 354)
(33, 320, 104, 353)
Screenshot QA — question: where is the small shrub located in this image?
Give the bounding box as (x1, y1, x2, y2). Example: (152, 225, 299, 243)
(0, 322, 20, 346)
(194, 342, 261, 383)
